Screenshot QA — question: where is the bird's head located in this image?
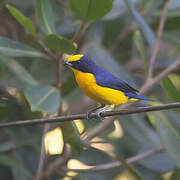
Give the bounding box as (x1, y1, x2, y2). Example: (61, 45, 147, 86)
(64, 54, 96, 73)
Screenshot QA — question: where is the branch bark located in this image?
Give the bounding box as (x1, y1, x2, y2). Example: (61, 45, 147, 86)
(62, 146, 163, 172)
(0, 102, 180, 128)
(147, 0, 170, 80)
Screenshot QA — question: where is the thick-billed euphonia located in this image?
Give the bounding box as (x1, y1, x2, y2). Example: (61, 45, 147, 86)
(64, 54, 151, 119)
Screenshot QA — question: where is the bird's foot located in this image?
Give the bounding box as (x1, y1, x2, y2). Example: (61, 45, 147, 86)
(97, 105, 113, 121)
(85, 104, 105, 120)
(86, 111, 91, 120)
(97, 111, 105, 121)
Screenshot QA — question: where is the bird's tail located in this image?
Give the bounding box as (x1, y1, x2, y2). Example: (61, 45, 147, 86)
(125, 92, 152, 101)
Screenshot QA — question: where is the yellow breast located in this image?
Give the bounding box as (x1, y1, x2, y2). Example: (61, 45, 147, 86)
(72, 69, 137, 105)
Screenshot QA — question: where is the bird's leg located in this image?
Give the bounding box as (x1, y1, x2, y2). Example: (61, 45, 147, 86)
(86, 104, 105, 120)
(97, 105, 114, 120)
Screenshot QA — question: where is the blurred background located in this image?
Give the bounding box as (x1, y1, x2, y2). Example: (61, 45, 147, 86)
(0, 0, 180, 179)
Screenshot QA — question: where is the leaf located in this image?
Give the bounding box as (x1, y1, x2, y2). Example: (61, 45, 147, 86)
(103, 0, 128, 20)
(0, 154, 32, 178)
(108, 114, 175, 172)
(0, 36, 47, 58)
(44, 34, 76, 53)
(0, 53, 39, 86)
(6, 4, 36, 37)
(163, 32, 180, 47)
(35, 0, 56, 35)
(148, 111, 180, 168)
(124, 0, 155, 46)
(168, 0, 180, 9)
(162, 77, 180, 101)
(134, 30, 148, 74)
(69, 0, 113, 20)
(61, 121, 83, 156)
(24, 84, 60, 114)
(170, 168, 180, 180)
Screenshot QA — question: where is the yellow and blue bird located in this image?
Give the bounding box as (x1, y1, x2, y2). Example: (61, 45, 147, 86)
(64, 54, 151, 119)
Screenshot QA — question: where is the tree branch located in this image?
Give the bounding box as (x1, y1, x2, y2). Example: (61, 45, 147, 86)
(62, 146, 163, 172)
(147, 0, 170, 80)
(140, 58, 180, 94)
(0, 103, 180, 128)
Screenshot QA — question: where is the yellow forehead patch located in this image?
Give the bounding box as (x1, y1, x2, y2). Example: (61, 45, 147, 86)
(67, 54, 84, 62)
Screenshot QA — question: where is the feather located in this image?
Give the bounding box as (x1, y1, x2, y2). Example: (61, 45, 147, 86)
(94, 68, 138, 93)
(125, 92, 152, 101)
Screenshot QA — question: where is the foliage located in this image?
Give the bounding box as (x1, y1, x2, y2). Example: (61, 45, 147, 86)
(0, 0, 179, 179)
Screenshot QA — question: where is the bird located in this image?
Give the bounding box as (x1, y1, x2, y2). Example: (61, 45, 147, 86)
(64, 54, 151, 119)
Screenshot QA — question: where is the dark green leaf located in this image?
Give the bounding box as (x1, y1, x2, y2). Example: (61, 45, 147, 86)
(124, 0, 155, 45)
(0, 36, 47, 58)
(170, 168, 180, 180)
(69, 0, 113, 20)
(44, 34, 76, 53)
(35, 0, 56, 35)
(6, 4, 36, 37)
(148, 111, 180, 168)
(134, 30, 148, 73)
(0, 53, 39, 86)
(162, 77, 180, 101)
(0, 154, 32, 178)
(103, 0, 127, 20)
(61, 122, 83, 155)
(24, 84, 60, 114)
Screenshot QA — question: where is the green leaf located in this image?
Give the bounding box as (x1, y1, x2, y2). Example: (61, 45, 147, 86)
(6, 4, 36, 37)
(0, 36, 47, 58)
(0, 53, 39, 86)
(115, 155, 144, 180)
(134, 30, 148, 74)
(61, 122, 83, 156)
(69, 0, 113, 20)
(44, 34, 76, 53)
(124, 0, 155, 46)
(0, 154, 32, 178)
(170, 168, 180, 180)
(162, 77, 180, 102)
(148, 111, 180, 168)
(24, 84, 60, 114)
(35, 0, 56, 35)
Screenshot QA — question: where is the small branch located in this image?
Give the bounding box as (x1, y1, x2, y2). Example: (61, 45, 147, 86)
(0, 103, 180, 128)
(35, 124, 50, 180)
(44, 145, 72, 179)
(72, 20, 87, 43)
(109, 22, 137, 53)
(147, 0, 170, 80)
(63, 146, 163, 172)
(140, 59, 180, 94)
(35, 36, 57, 60)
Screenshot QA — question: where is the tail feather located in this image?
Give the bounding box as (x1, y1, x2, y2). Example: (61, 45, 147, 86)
(125, 92, 152, 101)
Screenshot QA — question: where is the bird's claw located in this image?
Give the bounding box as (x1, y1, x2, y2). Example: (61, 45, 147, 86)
(97, 111, 105, 121)
(86, 111, 91, 120)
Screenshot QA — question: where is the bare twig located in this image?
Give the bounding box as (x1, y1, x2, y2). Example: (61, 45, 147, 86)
(0, 103, 180, 128)
(109, 22, 137, 53)
(62, 146, 163, 172)
(147, 0, 170, 81)
(72, 20, 88, 43)
(140, 58, 180, 94)
(35, 124, 50, 180)
(44, 145, 72, 179)
(35, 36, 57, 60)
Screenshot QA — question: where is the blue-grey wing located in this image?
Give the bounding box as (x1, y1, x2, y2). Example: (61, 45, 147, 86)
(94, 70, 138, 93)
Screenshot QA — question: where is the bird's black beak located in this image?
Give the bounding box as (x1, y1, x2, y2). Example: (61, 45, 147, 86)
(64, 61, 73, 67)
